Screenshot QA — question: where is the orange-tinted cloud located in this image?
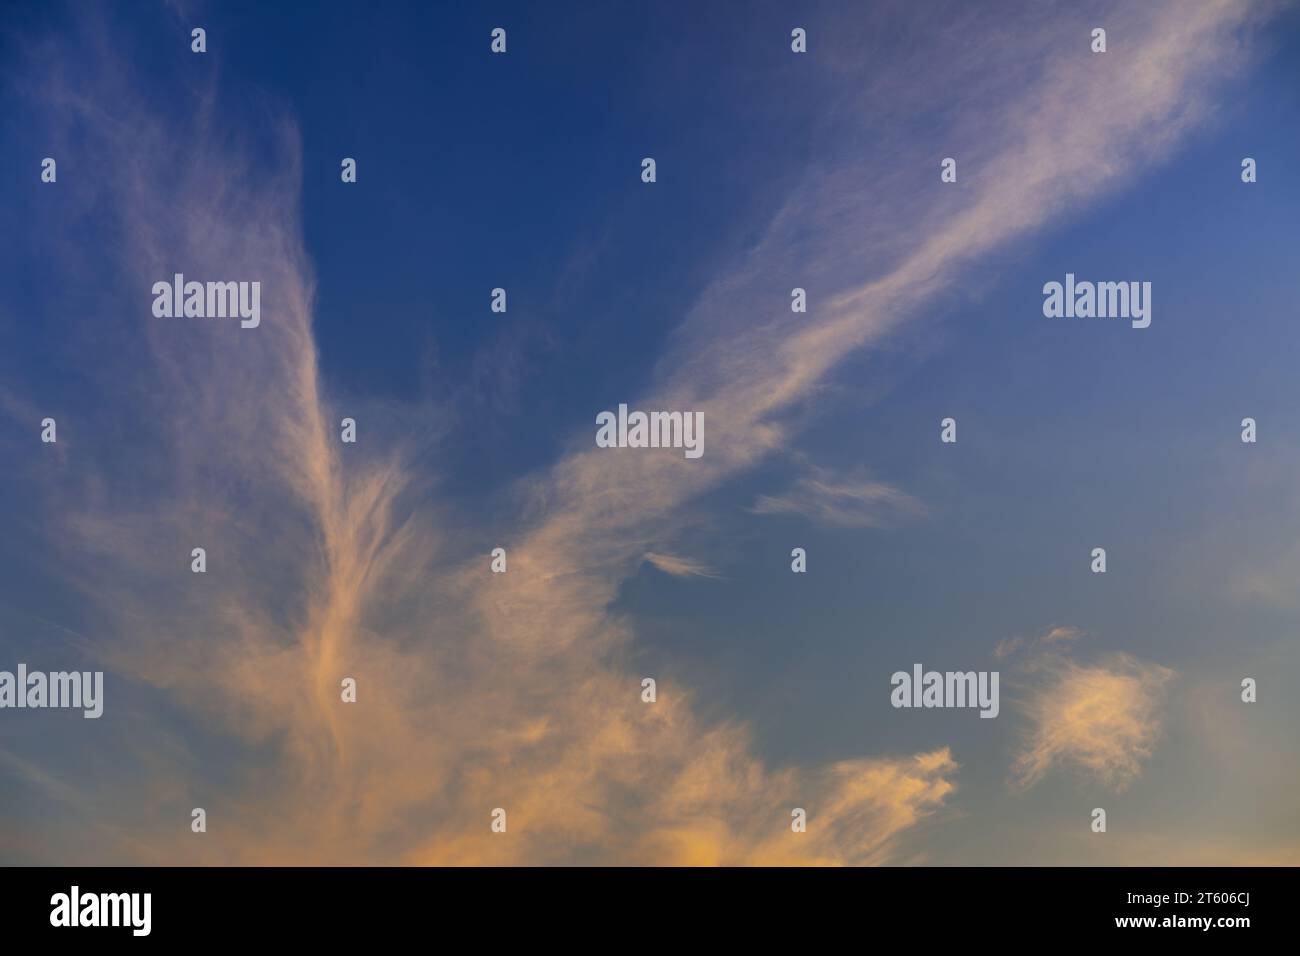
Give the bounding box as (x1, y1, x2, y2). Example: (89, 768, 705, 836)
(1, 0, 1275, 865)
(1011, 652, 1175, 792)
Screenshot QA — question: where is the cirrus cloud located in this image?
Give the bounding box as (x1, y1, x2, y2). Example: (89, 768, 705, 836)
(1011, 652, 1176, 792)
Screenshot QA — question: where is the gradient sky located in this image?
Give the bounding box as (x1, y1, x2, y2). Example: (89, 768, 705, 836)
(1, 0, 1298, 865)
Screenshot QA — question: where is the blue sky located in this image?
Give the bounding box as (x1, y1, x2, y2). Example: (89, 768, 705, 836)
(1, 0, 1298, 865)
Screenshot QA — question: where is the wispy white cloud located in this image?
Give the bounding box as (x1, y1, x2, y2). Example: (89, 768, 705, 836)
(996, 625, 1086, 659)
(751, 468, 924, 528)
(643, 552, 721, 579)
(0, 0, 1276, 864)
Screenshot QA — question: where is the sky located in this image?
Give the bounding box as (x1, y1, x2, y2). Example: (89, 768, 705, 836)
(0, 0, 1298, 865)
